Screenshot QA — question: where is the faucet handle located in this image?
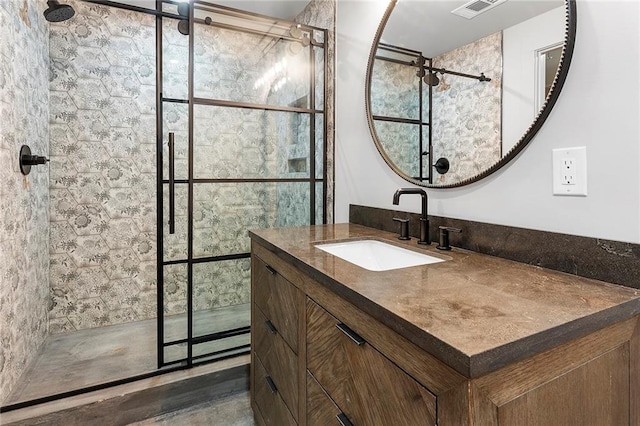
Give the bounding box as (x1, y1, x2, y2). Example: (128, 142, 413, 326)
(392, 217, 410, 241)
(436, 226, 461, 251)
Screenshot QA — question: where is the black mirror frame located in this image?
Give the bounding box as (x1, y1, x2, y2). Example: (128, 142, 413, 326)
(365, 0, 577, 188)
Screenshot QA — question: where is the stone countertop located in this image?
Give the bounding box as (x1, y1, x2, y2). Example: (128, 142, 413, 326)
(249, 224, 640, 378)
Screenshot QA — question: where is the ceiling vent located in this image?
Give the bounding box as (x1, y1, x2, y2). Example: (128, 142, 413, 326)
(451, 0, 508, 19)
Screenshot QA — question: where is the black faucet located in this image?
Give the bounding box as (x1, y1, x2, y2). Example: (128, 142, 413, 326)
(392, 188, 430, 245)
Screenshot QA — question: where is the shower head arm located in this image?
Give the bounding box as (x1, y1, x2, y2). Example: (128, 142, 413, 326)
(425, 66, 491, 83)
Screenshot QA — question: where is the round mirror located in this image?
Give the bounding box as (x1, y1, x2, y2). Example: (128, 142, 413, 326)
(366, 0, 576, 187)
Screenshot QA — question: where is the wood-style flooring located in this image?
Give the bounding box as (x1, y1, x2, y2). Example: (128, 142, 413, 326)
(129, 391, 255, 426)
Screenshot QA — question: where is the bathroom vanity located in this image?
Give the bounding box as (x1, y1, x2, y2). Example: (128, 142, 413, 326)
(249, 224, 640, 425)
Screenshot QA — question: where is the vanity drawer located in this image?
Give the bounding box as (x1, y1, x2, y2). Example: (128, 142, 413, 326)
(306, 298, 437, 426)
(252, 254, 299, 353)
(254, 304, 299, 421)
(253, 354, 297, 426)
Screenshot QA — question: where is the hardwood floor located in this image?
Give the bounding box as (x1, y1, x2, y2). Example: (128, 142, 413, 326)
(128, 391, 255, 426)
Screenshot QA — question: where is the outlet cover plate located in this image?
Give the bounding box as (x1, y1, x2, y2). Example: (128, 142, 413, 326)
(553, 147, 587, 196)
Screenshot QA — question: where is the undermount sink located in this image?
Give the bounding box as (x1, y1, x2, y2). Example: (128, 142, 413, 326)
(315, 239, 445, 271)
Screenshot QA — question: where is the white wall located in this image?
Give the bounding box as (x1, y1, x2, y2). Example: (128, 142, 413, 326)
(335, 0, 640, 244)
(502, 6, 565, 153)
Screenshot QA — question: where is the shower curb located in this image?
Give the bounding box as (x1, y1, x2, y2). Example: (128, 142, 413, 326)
(0, 356, 249, 426)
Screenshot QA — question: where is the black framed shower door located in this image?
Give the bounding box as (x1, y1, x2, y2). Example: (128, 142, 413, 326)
(155, 0, 328, 368)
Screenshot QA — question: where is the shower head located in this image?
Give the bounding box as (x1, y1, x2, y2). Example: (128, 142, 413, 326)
(424, 72, 440, 87)
(43, 0, 75, 22)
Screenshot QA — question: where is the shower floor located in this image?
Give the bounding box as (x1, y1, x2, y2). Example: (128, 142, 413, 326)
(3, 303, 250, 406)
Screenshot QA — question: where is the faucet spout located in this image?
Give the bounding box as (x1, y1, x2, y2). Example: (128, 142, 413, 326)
(392, 188, 430, 245)
(393, 188, 428, 217)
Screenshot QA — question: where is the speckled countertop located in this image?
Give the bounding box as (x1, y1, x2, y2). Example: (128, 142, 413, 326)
(249, 224, 640, 377)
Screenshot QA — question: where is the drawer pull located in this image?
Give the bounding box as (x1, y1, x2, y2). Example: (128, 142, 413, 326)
(265, 264, 277, 275)
(265, 375, 277, 394)
(264, 319, 277, 334)
(336, 413, 353, 426)
(336, 323, 366, 346)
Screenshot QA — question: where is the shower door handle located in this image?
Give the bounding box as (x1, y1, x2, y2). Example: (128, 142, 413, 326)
(168, 132, 175, 235)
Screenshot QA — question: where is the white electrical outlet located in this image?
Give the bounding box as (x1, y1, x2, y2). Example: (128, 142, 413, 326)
(562, 158, 576, 185)
(553, 147, 587, 196)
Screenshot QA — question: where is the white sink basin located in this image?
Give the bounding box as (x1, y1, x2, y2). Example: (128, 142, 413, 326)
(315, 240, 445, 271)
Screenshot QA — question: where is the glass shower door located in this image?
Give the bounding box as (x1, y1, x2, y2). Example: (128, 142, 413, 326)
(157, 1, 327, 367)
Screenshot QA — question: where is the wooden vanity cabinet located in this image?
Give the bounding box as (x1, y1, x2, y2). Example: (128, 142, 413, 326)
(250, 240, 640, 426)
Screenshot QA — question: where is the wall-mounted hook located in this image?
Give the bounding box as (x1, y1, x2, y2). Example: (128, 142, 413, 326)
(19, 145, 49, 175)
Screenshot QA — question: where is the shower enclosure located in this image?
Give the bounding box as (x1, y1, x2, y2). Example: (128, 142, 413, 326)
(0, 0, 331, 409)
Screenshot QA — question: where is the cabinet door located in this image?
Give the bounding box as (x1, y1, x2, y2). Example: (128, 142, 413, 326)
(253, 255, 299, 353)
(306, 298, 437, 426)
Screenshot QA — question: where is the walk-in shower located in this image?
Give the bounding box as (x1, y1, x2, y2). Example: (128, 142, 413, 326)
(0, 0, 333, 410)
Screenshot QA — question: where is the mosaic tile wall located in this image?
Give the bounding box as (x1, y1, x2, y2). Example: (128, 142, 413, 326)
(48, 1, 334, 333)
(0, 0, 50, 403)
(48, 1, 157, 333)
(432, 32, 502, 185)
